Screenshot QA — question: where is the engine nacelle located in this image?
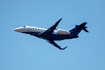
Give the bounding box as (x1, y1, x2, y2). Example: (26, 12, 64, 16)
(57, 29, 70, 35)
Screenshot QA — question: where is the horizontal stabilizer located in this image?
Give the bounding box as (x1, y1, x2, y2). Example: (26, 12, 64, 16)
(83, 27, 89, 32)
(79, 22, 89, 33)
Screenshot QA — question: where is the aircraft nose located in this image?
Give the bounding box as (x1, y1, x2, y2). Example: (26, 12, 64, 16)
(14, 27, 28, 32)
(14, 28, 22, 32)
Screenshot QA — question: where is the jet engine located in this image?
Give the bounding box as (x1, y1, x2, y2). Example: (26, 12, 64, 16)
(57, 29, 70, 35)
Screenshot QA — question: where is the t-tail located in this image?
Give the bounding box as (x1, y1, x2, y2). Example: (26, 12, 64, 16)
(70, 22, 89, 37)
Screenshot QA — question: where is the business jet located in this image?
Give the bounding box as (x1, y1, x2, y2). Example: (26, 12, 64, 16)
(14, 18, 89, 50)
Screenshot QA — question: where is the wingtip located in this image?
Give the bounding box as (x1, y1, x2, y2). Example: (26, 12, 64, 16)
(61, 46, 68, 50)
(59, 18, 62, 21)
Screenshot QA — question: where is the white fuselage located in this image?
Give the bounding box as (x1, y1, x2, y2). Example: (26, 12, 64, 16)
(14, 26, 70, 35)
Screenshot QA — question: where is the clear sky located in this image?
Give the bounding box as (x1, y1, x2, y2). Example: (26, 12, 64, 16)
(0, 0, 105, 70)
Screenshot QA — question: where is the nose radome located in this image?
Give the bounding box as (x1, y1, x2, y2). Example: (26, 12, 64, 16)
(14, 28, 22, 32)
(14, 29, 17, 31)
(14, 26, 30, 33)
(14, 27, 28, 32)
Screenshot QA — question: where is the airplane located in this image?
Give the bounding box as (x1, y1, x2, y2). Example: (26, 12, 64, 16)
(14, 18, 89, 50)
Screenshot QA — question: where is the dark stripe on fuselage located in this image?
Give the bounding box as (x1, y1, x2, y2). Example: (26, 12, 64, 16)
(22, 32, 78, 40)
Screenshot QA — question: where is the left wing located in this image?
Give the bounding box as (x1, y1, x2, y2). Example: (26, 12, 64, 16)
(39, 18, 62, 36)
(47, 40, 68, 50)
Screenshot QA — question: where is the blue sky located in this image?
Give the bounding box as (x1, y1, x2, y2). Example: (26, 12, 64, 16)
(0, 0, 105, 70)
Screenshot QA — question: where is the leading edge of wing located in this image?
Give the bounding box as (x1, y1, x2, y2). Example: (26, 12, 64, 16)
(39, 18, 62, 36)
(47, 40, 68, 50)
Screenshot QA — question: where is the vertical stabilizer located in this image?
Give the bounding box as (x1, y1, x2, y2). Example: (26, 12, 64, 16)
(70, 22, 89, 36)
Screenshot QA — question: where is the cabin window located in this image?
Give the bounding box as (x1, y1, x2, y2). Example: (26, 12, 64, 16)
(34, 28, 37, 30)
(41, 29, 42, 31)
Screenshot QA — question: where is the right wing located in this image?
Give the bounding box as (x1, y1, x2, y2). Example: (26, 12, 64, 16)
(39, 18, 62, 36)
(47, 40, 68, 50)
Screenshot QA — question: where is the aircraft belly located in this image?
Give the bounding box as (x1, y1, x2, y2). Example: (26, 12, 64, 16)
(51, 34, 70, 40)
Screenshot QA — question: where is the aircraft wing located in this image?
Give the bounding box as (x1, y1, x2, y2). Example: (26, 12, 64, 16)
(47, 40, 68, 50)
(39, 18, 62, 36)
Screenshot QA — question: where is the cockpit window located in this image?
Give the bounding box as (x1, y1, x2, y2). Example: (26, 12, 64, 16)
(23, 26, 26, 27)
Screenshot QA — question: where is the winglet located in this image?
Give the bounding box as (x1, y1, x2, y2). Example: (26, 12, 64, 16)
(58, 18, 62, 22)
(47, 40, 68, 50)
(61, 46, 68, 50)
